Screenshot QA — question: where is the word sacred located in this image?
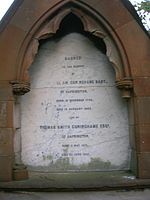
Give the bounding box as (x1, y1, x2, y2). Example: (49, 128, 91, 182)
(65, 56, 82, 60)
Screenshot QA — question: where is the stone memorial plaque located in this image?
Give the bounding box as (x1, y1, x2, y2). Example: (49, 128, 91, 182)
(21, 33, 131, 171)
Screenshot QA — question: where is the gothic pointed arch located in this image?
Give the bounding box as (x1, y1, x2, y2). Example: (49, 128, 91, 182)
(12, 0, 132, 96)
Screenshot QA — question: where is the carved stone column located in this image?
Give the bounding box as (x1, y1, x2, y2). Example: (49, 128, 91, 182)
(10, 81, 30, 180)
(116, 78, 133, 99)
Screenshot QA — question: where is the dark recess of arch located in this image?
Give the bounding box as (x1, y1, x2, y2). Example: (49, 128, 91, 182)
(40, 13, 107, 54)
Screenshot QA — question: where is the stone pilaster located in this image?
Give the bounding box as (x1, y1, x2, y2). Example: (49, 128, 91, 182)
(0, 82, 14, 181)
(10, 80, 30, 181)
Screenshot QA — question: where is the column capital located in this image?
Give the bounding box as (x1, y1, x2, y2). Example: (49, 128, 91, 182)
(116, 78, 133, 99)
(10, 81, 30, 96)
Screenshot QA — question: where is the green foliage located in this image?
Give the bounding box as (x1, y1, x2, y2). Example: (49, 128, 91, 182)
(137, 0, 150, 13)
(133, 0, 150, 30)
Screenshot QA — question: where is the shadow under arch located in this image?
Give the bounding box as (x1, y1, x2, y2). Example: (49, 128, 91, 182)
(40, 13, 107, 55)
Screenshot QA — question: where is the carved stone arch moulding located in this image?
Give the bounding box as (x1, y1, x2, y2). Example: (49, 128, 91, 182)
(11, 0, 133, 97)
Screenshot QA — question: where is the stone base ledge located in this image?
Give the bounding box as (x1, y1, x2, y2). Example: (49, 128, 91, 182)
(0, 171, 150, 191)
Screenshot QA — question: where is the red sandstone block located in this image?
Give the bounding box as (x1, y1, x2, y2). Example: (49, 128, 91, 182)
(0, 101, 14, 128)
(138, 152, 150, 178)
(0, 83, 13, 101)
(0, 128, 13, 155)
(0, 101, 7, 127)
(0, 24, 26, 80)
(134, 97, 150, 124)
(0, 156, 13, 182)
(134, 78, 150, 97)
(116, 20, 150, 77)
(84, 0, 132, 29)
(13, 168, 28, 181)
(135, 125, 150, 152)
